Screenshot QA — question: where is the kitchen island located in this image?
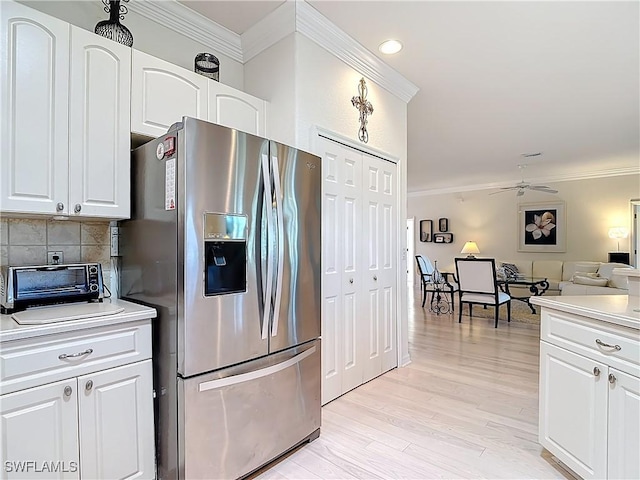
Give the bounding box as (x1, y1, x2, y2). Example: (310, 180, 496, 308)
(0, 299, 157, 479)
(530, 294, 639, 480)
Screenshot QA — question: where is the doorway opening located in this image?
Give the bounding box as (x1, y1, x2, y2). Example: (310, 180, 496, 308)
(407, 218, 414, 285)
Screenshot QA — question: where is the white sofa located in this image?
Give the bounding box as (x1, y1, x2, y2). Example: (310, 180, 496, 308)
(497, 260, 632, 296)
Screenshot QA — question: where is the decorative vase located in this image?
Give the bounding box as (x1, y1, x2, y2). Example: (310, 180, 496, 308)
(94, 0, 133, 47)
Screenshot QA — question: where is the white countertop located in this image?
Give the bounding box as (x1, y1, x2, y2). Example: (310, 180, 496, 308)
(0, 298, 157, 343)
(530, 294, 640, 330)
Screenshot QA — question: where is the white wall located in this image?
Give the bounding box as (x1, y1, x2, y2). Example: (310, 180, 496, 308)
(18, 0, 244, 89)
(408, 174, 640, 278)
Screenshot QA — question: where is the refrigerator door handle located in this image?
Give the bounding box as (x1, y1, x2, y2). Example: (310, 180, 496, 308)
(270, 152, 285, 338)
(260, 152, 274, 340)
(197, 345, 317, 392)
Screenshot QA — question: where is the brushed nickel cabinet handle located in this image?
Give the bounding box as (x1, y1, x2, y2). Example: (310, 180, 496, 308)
(59, 348, 93, 360)
(56, 202, 64, 212)
(85, 380, 93, 391)
(593, 367, 600, 377)
(349, 278, 354, 284)
(595, 339, 621, 351)
(373, 275, 378, 281)
(609, 373, 616, 384)
(64, 386, 73, 397)
(74, 204, 82, 213)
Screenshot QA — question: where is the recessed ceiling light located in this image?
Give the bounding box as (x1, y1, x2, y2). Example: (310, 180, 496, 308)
(379, 40, 403, 55)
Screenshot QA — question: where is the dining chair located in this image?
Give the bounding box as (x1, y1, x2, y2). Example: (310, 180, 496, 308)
(454, 257, 511, 327)
(415, 255, 457, 310)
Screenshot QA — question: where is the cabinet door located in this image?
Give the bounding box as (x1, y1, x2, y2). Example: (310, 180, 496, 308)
(320, 139, 363, 404)
(0, 2, 69, 215)
(608, 369, 640, 480)
(362, 154, 397, 383)
(68, 27, 131, 219)
(208, 81, 266, 136)
(131, 50, 208, 138)
(77, 360, 154, 480)
(0, 379, 79, 480)
(539, 342, 607, 479)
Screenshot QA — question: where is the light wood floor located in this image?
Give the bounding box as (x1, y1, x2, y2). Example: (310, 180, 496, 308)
(254, 288, 573, 479)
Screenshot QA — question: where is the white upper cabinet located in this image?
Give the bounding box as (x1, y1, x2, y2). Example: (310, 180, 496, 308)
(69, 26, 131, 219)
(208, 81, 266, 136)
(0, 1, 131, 219)
(0, 1, 70, 215)
(131, 50, 209, 138)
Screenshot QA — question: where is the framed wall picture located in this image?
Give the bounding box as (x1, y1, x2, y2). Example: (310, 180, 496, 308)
(518, 201, 566, 252)
(433, 233, 453, 243)
(438, 218, 449, 232)
(419, 219, 433, 242)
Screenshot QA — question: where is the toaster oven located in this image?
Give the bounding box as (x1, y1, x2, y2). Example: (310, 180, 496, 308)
(0, 263, 104, 313)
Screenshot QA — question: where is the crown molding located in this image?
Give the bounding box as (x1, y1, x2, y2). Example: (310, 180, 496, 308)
(241, 1, 295, 63)
(408, 166, 640, 197)
(126, 0, 243, 62)
(295, 2, 419, 103)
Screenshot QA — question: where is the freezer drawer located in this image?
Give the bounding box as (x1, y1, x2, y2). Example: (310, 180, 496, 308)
(178, 340, 321, 479)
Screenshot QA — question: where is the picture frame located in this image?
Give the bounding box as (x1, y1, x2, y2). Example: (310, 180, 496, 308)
(518, 201, 566, 252)
(433, 233, 453, 243)
(438, 218, 448, 232)
(419, 219, 433, 242)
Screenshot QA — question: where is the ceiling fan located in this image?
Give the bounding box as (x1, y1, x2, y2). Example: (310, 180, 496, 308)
(490, 164, 558, 197)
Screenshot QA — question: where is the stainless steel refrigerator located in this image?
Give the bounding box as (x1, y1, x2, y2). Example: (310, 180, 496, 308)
(120, 117, 321, 479)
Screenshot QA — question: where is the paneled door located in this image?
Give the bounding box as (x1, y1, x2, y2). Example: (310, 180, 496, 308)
(0, 379, 79, 480)
(321, 139, 363, 405)
(608, 368, 640, 480)
(131, 50, 209, 138)
(320, 136, 398, 405)
(362, 153, 397, 383)
(539, 342, 608, 480)
(0, 1, 69, 215)
(68, 26, 131, 219)
(78, 360, 154, 480)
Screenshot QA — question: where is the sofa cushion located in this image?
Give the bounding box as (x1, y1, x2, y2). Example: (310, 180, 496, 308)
(573, 274, 609, 287)
(533, 260, 563, 282)
(561, 283, 628, 296)
(562, 261, 601, 281)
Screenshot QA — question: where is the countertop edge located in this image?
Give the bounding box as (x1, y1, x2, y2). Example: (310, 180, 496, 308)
(530, 295, 640, 330)
(0, 299, 158, 343)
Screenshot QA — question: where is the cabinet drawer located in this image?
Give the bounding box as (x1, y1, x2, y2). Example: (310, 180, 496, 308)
(541, 309, 640, 377)
(0, 320, 151, 395)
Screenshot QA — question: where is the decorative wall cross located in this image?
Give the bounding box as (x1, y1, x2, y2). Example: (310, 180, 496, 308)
(351, 78, 374, 143)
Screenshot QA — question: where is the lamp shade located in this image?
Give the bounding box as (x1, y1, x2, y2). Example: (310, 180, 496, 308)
(461, 241, 480, 257)
(608, 227, 629, 239)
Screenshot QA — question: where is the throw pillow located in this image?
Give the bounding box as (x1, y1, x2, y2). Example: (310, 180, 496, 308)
(571, 272, 599, 281)
(501, 263, 519, 279)
(608, 274, 629, 289)
(597, 262, 631, 280)
(573, 275, 609, 287)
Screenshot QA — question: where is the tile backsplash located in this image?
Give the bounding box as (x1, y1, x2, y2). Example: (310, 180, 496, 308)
(0, 217, 113, 288)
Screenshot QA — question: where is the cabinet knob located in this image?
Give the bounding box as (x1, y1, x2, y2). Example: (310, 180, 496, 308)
(85, 380, 93, 391)
(593, 367, 600, 377)
(64, 386, 73, 397)
(373, 275, 378, 281)
(608, 373, 616, 384)
(56, 202, 64, 212)
(349, 278, 354, 284)
(74, 204, 82, 213)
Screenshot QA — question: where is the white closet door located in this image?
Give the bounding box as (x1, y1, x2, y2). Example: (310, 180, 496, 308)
(362, 154, 397, 382)
(320, 138, 363, 404)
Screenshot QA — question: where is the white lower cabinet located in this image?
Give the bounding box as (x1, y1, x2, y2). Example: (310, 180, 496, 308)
(0, 321, 154, 480)
(539, 308, 640, 480)
(0, 379, 80, 480)
(319, 137, 398, 405)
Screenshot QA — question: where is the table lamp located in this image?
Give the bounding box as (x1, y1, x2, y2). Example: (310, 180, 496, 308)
(461, 241, 480, 258)
(607, 227, 629, 264)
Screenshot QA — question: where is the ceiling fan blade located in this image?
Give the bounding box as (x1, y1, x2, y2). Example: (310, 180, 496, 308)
(529, 185, 558, 193)
(489, 190, 511, 195)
